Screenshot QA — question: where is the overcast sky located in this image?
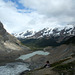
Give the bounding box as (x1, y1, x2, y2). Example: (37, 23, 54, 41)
(0, 0, 75, 33)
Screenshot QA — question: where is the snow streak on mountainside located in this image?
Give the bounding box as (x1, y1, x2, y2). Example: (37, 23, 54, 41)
(12, 25, 75, 39)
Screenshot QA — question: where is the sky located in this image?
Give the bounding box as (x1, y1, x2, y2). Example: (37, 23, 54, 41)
(0, 0, 75, 33)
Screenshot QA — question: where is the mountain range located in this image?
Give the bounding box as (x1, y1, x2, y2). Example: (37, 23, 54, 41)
(12, 24, 75, 47)
(13, 25, 75, 39)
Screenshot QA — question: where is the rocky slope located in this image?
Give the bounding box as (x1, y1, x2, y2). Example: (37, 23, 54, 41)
(20, 43, 75, 75)
(24, 44, 75, 68)
(21, 58, 75, 75)
(0, 22, 30, 63)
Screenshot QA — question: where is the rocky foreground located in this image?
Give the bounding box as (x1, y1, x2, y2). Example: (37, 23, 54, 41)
(20, 56, 75, 75)
(20, 44, 75, 75)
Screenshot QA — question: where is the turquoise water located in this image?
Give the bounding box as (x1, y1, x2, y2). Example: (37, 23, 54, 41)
(17, 51, 50, 60)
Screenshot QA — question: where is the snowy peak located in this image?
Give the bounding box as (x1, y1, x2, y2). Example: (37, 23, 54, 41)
(31, 25, 75, 38)
(13, 24, 75, 39)
(12, 30, 36, 38)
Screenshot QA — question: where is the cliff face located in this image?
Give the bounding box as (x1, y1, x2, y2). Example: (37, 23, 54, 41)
(0, 22, 30, 62)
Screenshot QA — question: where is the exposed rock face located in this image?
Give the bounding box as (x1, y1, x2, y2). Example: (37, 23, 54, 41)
(24, 44, 75, 69)
(0, 22, 30, 62)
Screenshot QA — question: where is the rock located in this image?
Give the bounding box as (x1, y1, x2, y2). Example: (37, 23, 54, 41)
(20, 70, 30, 75)
(0, 22, 30, 63)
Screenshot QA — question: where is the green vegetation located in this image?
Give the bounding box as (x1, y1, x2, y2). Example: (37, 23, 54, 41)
(25, 72, 32, 75)
(51, 57, 71, 67)
(19, 39, 44, 50)
(25, 46, 44, 51)
(53, 60, 75, 75)
(19, 36, 75, 48)
(64, 36, 75, 45)
(19, 38, 59, 50)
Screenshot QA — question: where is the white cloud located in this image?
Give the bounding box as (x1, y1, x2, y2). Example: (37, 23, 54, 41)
(19, 0, 75, 15)
(0, 0, 33, 33)
(19, 0, 75, 24)
(0, 0, 75, 33)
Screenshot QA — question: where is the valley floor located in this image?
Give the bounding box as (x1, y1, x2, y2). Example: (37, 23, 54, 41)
(21, 57, 75, 75)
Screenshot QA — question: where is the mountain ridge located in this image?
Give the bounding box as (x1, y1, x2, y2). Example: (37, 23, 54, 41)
(13, 24, 75, 39)
(0, 22, 30, 63)
(12, 24, 75, 47)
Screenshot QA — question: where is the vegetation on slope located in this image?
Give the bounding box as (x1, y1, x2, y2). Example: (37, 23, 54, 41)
(53, 60, 75, 75)
(19, 38, 59, 50)
(19, 35, 75, 50)
(64, 36, 75, 44)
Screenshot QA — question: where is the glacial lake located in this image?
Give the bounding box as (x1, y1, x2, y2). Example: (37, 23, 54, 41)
(0, 51, 49, 75)
(17, 51, 50, 60)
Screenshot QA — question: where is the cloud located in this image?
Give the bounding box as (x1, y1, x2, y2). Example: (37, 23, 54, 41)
(19, 0, 75, 15)
(19, 0, 75, 24)
(0, 0, 33, 33)
(0, 0, 75, 33)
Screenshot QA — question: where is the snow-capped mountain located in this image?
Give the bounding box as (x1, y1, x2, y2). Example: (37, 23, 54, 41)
(13, 25, 75, 41)
(30, 24, 75, 39)
(12, 30, 36, 38)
